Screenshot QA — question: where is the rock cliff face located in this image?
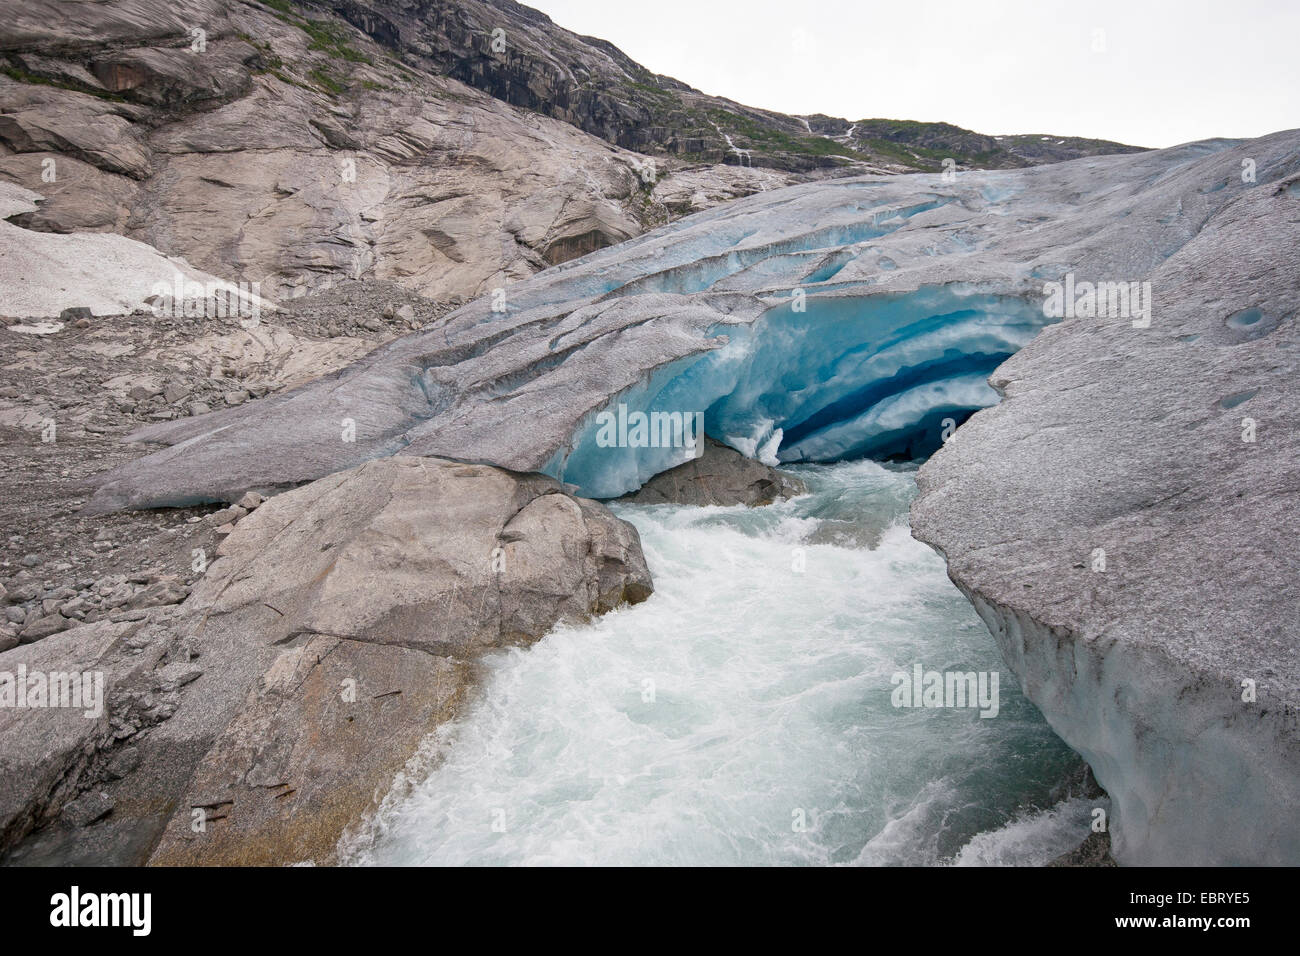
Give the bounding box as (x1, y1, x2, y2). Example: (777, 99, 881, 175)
(0, 0, 806, 305)
(322, 0, 1140, 173)
(312, 0, 864, 172)
(0, 181, 277, 318)
(0, 0, 1139, 307)
(0, 456, 651, 864)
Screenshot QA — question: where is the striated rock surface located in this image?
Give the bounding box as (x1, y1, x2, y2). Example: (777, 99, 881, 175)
(0, 456, 651, 865)
(911, 163, 1300, 864)
(0, 0, 814, 305)
(624, 438, 806, 508)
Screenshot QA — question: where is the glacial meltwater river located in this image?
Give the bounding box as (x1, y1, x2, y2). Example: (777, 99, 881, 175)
(347, 460, 1100, 866)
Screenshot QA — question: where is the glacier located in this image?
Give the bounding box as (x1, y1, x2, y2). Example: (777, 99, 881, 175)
(910, 136, 1300, 864)
(85, 129, 1300, 865)
(86, 132, 1298, 513)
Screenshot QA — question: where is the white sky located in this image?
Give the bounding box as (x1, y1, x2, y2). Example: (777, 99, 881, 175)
(526, 0, 1300, 148)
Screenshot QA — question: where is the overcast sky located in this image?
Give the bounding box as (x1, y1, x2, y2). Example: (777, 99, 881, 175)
(527, 0, 1299, 148)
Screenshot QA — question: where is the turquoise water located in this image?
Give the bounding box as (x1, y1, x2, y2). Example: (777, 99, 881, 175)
(346, 460, 1092, 866)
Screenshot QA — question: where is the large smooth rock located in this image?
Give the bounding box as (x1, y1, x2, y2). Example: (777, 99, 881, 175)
(0, 457, 651, 865)
(624, 438, 807, 507)
(144, 456, 650, 865)
(170, 456, 652, 655)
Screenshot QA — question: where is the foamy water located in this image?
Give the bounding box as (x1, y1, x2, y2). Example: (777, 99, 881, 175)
(345, 460, 1093, 866)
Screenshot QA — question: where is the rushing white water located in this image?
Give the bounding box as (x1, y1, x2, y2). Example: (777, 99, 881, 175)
(708, 119, 752, 167)
(346, 460, 1095, 866)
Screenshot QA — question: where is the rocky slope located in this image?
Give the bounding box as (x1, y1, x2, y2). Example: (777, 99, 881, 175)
(329, 0, 1141, 173)
(0, 261, 458, 655)
(1, 456, 651, 864)
(0, 0, 809, 305)
(0, 0, 1141, 308)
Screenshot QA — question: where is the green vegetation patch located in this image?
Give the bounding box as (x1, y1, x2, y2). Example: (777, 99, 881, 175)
(308, 67, 347, 95)
(0, 61, 127, 102)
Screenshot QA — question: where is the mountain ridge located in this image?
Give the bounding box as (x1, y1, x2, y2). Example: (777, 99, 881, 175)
(315, 0, 1145, 172)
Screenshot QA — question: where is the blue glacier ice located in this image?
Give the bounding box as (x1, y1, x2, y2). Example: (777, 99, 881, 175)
(552, 287, 1048, 497)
